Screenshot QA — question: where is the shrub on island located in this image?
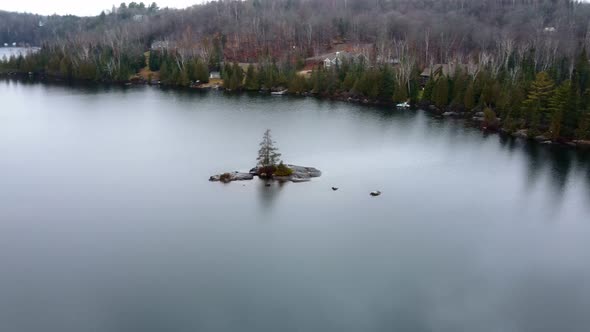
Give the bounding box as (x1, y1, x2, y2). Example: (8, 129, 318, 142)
(274, 162, 294, 177)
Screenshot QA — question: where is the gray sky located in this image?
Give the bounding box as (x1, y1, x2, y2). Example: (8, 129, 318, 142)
(3, 0, 590, 16)
(1, 0, 202, 16)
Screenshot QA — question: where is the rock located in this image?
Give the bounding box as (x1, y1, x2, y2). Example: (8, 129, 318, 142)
(472, 116, 485, 122)
(332, 187, 339, 191)
(513, 129, 528, 139)
(214, 165, 321, 184)
(534, 135, 549, 142)
(475, 111, 485, 117)
(271, 165, 321, 183)
(370, 191, 382, 197)
(287, 165, 322, 178)
(573, 140, 590, 147)
(566, 142, 577, 147)
(209, 171, 254, 183)
(442, 111, 458, 117)
(541, 140, 553, 145)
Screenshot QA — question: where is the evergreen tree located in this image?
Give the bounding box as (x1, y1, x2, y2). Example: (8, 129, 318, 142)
(463, 82, 475, 110)
(195, 60, 209, 83)
(522, 72, 555, 133)
(244, 64, 259, 90)
(575, 49, 590, 100)
(222, 63, 233, 89)
(408, 67, 421, 103)
(178, 67, 189, 86)
(149, 51, 161, 71)
(432, 77, 449, 108)
(548, 80, 574, 139)
(575, 108, 590, 139)
(451, 70, 467, 108)
(393, 81, 408, 103)
(483, 107, 499, 129)
(342, 72, 356, 91)
(379, 66, 395, 101)
(422, 78, 435, 102)
(288, 74, 307, 94)
(257, 129, 281, 168)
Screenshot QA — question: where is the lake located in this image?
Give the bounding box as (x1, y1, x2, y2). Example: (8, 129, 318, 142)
(1, 78, 590, 332)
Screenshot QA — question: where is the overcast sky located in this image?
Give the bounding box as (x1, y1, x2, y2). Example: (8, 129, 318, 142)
(3, 0, 590, 16)
(0, 0, 203, 16)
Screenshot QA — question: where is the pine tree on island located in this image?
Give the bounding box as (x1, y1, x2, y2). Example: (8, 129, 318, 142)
(256, 129, 292, 178)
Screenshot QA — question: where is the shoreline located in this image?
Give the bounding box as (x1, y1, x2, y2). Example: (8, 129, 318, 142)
(2, 73, 589, 150)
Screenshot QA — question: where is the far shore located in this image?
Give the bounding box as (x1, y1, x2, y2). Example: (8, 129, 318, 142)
(2, 73, 590, 150)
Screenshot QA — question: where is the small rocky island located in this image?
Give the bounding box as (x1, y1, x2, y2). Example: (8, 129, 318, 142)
(209, 129, 321, 183)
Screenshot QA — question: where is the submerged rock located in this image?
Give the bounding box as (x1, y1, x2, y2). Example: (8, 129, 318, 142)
(370, 191, 382, 197)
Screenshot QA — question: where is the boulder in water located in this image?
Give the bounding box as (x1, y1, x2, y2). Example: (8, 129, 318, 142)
(209, 172, 254, 183)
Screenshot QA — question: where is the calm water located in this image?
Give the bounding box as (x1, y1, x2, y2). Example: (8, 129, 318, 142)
(1, 79, 590, 332)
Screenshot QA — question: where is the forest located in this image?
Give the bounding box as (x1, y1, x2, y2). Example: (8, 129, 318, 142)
(2, 0, 590, 142)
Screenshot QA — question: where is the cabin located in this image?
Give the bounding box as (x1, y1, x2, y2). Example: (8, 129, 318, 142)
(150, 40, 172, 50)
(544, 27, 557, 33)
(306, 51, 369, 69)
(420, 63, 476, 85)
(209, 71, 221, 79)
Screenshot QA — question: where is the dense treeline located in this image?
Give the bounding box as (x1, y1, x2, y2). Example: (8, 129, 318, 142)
(3, 0, 590, 66)
(0, 42, 145, 81)
(0, 3, 162, 45)
(2, 0, 590, 142)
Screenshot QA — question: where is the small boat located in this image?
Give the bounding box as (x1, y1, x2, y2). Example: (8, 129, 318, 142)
(396, 101, 410, 109)
(271, 89, 288, 96)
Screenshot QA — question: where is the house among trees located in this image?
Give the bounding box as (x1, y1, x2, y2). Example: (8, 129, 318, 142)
(420, 63, 476, 85)
(150, 40, 172, 50)
(544, 26, 557, 33)
(306, 51, 369, 69)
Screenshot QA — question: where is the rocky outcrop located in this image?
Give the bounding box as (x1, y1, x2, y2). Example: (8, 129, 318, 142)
(288, 165, 322, 178)
(209, 172, 254, 183)
(214, 165, 321, 183)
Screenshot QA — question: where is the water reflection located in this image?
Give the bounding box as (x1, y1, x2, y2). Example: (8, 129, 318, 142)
(257, 179, 284, 212)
